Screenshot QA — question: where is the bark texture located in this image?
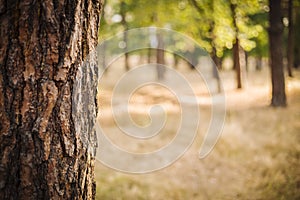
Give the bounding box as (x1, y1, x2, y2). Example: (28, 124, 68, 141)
(0, 0, 102, 199)
(269, 0, 287, 106)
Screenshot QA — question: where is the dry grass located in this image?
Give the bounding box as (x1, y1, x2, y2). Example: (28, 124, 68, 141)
(95, 64, 300, 200)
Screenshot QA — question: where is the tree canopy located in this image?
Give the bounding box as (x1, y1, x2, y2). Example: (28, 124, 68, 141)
(99, 0, 275, 60)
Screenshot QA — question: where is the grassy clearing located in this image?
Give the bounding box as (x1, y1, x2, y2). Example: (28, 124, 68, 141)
(95, 67, 300, 200)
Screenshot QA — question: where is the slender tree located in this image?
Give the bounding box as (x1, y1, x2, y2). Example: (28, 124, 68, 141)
(156, 31, 166, 80)
(0, 0, 102, 199)
(189, 0, 221, 92)
(230, 1, 242, 89)
(120, 0, 130, 71)
(269, 0, 287, 106)
(287, 0, 294, 77)
(294, 1, 300, 68)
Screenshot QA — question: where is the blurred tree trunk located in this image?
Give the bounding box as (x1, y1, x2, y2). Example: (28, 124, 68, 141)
(256, 56, 262, 71)
(294, 6, 300, 68)
(147, 48, 152, 63)
(211, 47, 222, 93)
(173, 53, 179, 69)
(269, 0, 287, 106)
(156, 32, 165, 80)
(121, 0, 129, 71)
(211, 52, 222, 70)
(0, 0, 102, 199)
(245, 51, 249, 72)
(233, 39, 242, 89)
(230, 1, 242, 89)
(287, 0, 294, 77)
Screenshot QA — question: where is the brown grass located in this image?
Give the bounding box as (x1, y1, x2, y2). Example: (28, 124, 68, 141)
(95, 64, 300, 200)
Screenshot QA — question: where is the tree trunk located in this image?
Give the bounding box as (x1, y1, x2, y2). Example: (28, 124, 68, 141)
(256, 56, 262, 71)
(173, 53, 179, 69)
(287, 0, 294, 77)
(123, 30, 129, 71)
(245, 51, 249, 72)
(0, 0, 102, 199)
(121, 0, 129, 71)
(294, 7, 300, 68)
(211, 47, 221, 93)
(230, 1, 242, 89)
(147, 48, 152, 63)
(233, 39, 242, 89)
(211, 46, 222, 70)
(156, 32, 165, 80)
(269, 0, 287, 106)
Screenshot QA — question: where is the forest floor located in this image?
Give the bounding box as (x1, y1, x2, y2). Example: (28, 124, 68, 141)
(94, 60, 300, 200)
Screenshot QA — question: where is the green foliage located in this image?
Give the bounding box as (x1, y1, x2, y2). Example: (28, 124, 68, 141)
(99, 0, 270, 58)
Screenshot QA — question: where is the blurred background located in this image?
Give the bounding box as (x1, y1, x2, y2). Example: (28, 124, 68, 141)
(95, 0, 300, 199)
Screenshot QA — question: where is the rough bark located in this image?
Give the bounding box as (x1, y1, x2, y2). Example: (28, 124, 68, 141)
(0, 0, 102, 199)
(287, 0, 294, 77)
(269, 0, 287, 106)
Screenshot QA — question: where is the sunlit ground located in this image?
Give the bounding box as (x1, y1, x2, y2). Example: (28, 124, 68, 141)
(95, 57, 300, 200)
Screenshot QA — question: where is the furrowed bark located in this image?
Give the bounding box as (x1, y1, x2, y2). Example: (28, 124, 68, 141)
(0, 0, 102, 199)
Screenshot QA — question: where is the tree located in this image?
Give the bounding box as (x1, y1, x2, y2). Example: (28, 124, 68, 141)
(248, 8, 269, 71)
(287, 0, 294, 77)
(188, 0, 264, 89)
(189, 0, 222, 92)
(120, 0, 130, 71)
(0, 0, 102, 199)
(294, 0, 300, 68)
(156, 30, 166, 80)
(269, 0, 287, 106)
(230, 1, 242, 89)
